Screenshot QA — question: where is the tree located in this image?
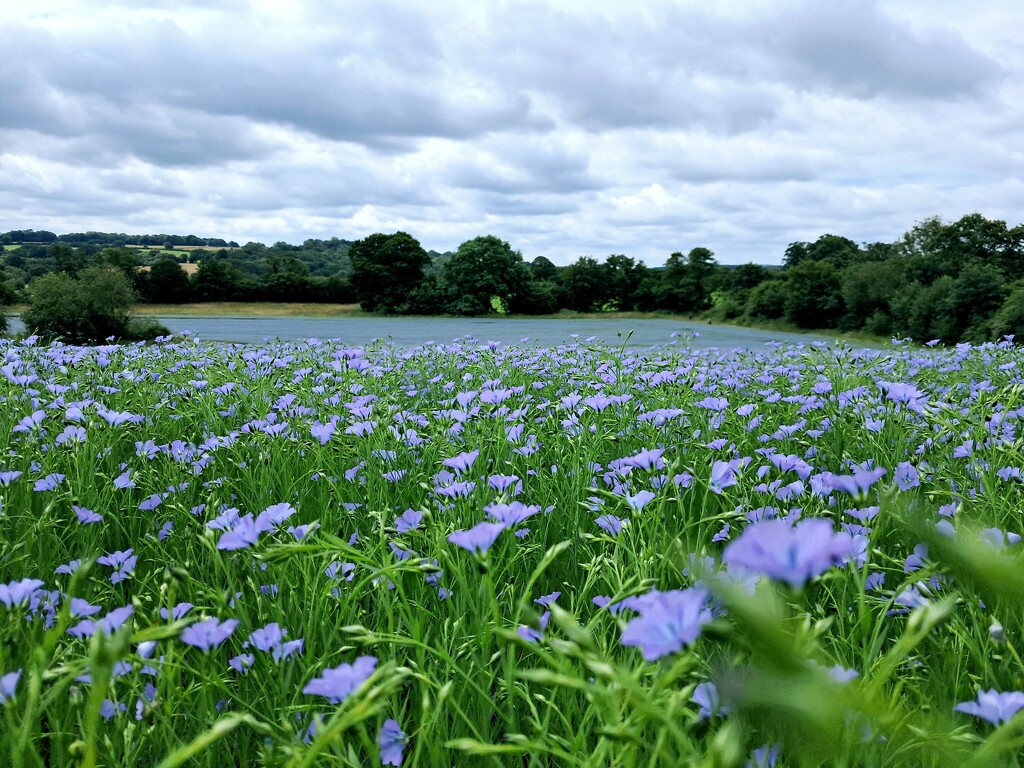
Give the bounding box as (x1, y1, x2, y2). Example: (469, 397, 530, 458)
(144, 258, 193, 304)
(349, 232, 430, 314)
(745, 280, 787, 320)
(190, 259, 246, 302)
(604, 254, 647, 311)
(442, 236, 530, 315)
(0, 279, 12, 335)
(840, 260, 904, 331)
(560, 257, 608, 312)
(529, 256, 559, 282)
(657, 248, 720, 314)
(990, 282, 1024, 340)
(51, 243, 89, 276)
(22, 267, 154, 343)
(782, 260, 843, 328)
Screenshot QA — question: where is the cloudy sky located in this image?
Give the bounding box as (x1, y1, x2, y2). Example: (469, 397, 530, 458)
(1, 0, 1021, 265)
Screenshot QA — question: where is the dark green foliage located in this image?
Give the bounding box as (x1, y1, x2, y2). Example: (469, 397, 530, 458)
(514, 279, 561, 315)
(442, 235, 530, 315)
(529, 255, 559, 282)
(839, 260, 904, 331)
(0, 278, 12, 335)
(990, 282, 1024, 340)
(745, 280, 787, 320)
(784, 234, 861, 269)
(23, 267, 143, 343)
(350, 232, 430, 314)
(560, 257, 608, 312)
(782, 260, 844, 328)
(143, 258, 193, 304)
(189, 259, 252, 302)
(657, 248, 720, 314)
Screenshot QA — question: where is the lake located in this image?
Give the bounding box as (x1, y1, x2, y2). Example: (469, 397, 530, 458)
(5, 314, 853, 350)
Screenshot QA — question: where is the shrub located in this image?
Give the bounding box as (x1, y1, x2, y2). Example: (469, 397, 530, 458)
(23, 267, 140, 343)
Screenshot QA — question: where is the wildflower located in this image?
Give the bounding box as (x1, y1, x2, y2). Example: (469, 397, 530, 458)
(229, 654, 255, 674)
(625, 490, 657, 512)
(288, 523, 319, 540)
(442, 449, 479, 475)
(747, 743, 780, 768)
(829, 467, 887, 497)
(160, 602, 194, 620)
(303, 656, 378, 704)
(709, 460, 743, 493)
(0, 578, 45, 608)
(722, 519, 855, 588)
(485, 501, 540, 526)
(448, 521, 506, 555)
(894, 462, 920, 490)
(106, 467, 131, 491)
(70, 598, 102, 618)
(378, 718, 407, 766)
(217, 515, 263, 551)
(0, 471, 23, 485)
(33, 473, 65, 492)
(621, 448, 666, 471)
(620, 588, 712, 661)
(180, 618, 238, 651)
(955, 689, 1024, 725)
(394, 509, 423, 532)
(97, 549, 137, 584)
(693, 681, 731, 721)
(0, 670, 21, 704)
(595, 515, 627, 536)
(68, 605, 134, 638)
(516, 611, 551, 643)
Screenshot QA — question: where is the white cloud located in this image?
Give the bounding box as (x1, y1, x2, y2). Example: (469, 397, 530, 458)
(0, 0, 1020, 265)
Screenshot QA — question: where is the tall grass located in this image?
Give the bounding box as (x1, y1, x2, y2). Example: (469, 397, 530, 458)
(1, 333, 1023, 766)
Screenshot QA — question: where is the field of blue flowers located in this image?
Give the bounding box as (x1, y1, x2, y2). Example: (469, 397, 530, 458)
(2, 333, 1024, 767)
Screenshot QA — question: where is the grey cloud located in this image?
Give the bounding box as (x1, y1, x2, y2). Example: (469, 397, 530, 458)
(753, 1, 1002, 100)
(0, 7, 552, 160)
(444, 139, 598, 195)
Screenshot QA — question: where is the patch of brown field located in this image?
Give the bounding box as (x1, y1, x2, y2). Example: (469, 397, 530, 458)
(132, 302, 363, 317)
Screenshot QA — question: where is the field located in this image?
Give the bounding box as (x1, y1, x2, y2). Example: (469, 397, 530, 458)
(133, 302, 364, 318)
(2, 335, 1024, 766)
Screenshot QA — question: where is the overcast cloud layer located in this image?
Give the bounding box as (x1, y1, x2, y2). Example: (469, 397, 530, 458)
(1, 0, 1021, 265)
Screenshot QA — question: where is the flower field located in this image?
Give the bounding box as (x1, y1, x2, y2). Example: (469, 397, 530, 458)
(2, 333, 1024, 766)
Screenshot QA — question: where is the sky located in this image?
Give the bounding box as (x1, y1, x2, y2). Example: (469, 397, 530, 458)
(1, 0, 1021, 266)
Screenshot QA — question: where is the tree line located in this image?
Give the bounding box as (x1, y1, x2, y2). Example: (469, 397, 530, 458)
(2, 212, 1022, 344)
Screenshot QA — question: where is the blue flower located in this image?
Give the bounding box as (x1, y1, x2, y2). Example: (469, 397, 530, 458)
(620, 588, 712, 661)
(0, 669, 21, 705)
(378, 718, 407, 766)
(955, 689, 1024, 725)
(723, 519, 855, 588)
(180, 618, 238, 652)
(0, 578, 44, 608)
(448, 521, 506, 555)
(303, 656, 378, 704)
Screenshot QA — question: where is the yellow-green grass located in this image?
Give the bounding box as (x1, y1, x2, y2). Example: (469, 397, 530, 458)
(133, 302, 364, 317)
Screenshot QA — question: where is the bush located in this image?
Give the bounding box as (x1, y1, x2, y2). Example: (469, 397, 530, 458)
(23, 267, 139, 344)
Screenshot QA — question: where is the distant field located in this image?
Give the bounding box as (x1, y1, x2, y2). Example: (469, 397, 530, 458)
(2, 244, 20, 251)
(134, 301, 363, 317)
(126, 244, 239, 252)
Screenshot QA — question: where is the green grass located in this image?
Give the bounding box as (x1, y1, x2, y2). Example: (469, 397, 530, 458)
(1, 335, 1023, 766)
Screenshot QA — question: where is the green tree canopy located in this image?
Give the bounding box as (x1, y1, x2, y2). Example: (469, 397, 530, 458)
(144, 258, 193, 304)
(560, 256, 608, 312)
(442, 236, 530, 316)
(349, 232, 430, 314)
(782, 260, 843, 328)
(23, 267, 139, 343)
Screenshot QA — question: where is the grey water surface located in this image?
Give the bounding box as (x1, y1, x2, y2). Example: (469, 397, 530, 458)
(6, 314, 852, 350)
